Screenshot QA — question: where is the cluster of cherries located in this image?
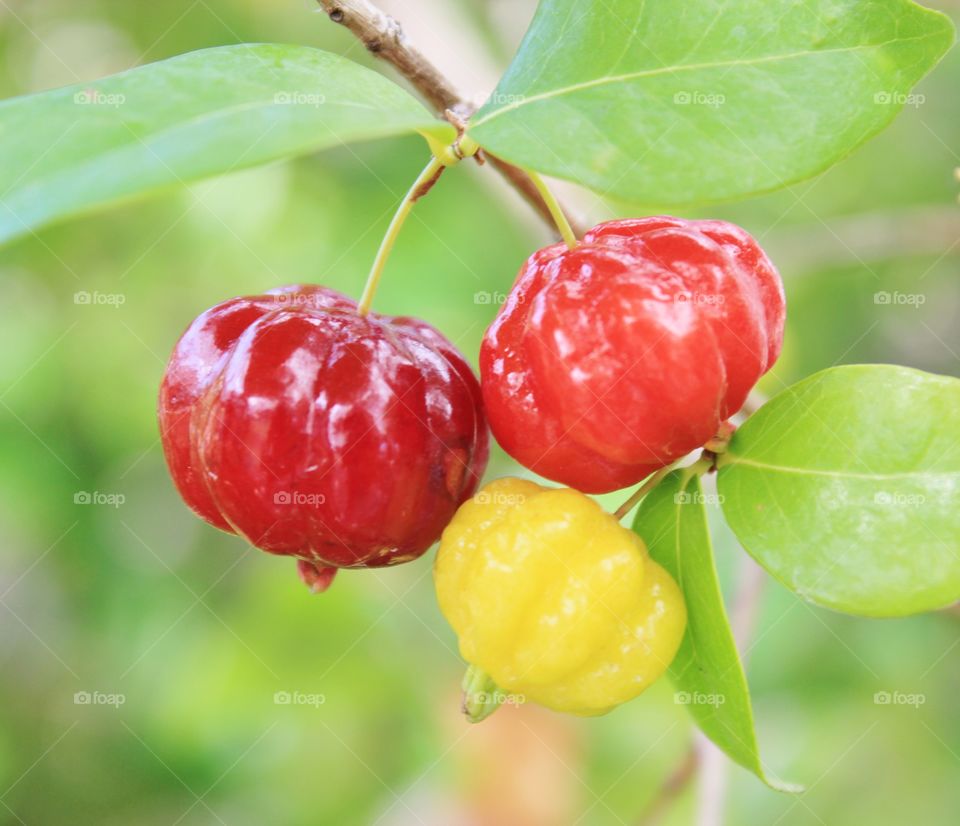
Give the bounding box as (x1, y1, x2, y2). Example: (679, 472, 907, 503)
(159, 217, 785, 590)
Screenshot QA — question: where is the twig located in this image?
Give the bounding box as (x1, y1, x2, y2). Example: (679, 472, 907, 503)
(730, 557, 768, 653)
(319, 0, 460, 111)
(636, 746, 699, 826)
(316, 0, 584, 239)
(694, 730, 727, 826)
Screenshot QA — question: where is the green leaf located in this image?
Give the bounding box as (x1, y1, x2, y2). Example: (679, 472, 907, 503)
(0, 44, 454, 245)
(718, 365, 960, 616)
(469, 0, 954, 205)
(634, 470, 798, 791)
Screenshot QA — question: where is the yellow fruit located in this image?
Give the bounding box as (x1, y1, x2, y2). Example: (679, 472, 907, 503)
(434, 477, 686, 716)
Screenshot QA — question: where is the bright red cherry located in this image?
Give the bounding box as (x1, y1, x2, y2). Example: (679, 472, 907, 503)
(480, 217, 785, 494)
(159, 285, 488, 585)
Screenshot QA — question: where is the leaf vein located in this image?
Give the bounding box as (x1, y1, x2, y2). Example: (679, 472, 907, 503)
(471, 32, 941, 129)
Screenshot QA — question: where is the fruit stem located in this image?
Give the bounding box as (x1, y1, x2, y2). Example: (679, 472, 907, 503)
(613, 464, 678, 521)
(524, 168, 579, 250)
(358, 156, 446, 316)
(461, 663, 504, 724)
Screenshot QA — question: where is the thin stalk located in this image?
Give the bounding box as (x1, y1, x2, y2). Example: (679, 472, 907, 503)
(614, 465, 677, 521)
(358, 156, 446, 316)
(524, 168, 579, 249)
(615, 453, 717, 522)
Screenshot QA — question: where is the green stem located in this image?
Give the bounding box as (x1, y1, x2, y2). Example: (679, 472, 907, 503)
(524, 168, 578, 250)
(613, 463, 679, 521)
(615, 421, 737, 521)
(357, 156, 446, 316)
(461, 663, 504, 724)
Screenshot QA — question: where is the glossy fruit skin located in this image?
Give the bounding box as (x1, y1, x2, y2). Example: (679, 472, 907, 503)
(159, 285, 488, 569)
(434, 477, 686, 716)
(481, 217, 785, 493)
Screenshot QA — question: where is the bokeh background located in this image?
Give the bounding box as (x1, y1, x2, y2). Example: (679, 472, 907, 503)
(0, 1, 958, 824)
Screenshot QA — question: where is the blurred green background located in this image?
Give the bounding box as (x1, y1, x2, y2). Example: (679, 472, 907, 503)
(0, 1, 957, 824)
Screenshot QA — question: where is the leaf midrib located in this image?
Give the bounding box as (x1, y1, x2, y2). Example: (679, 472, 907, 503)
(668, 474, 763, 773)
(725, 455, 960, 481)
(470, 33, 939, 129)
(1, 97, 433, 205)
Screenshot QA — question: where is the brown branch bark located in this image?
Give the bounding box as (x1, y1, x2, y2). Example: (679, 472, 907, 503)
(635, 746, 699, 826)
(316, 0, 584, 239)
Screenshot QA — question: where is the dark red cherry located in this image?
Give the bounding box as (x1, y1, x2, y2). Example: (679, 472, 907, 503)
(159, 285, 488, 579)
